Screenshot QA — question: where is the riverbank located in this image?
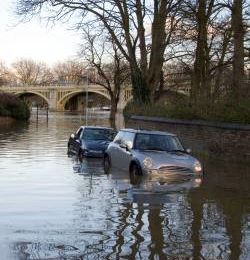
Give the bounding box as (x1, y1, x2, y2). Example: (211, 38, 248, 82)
(126, 115, 250, 162)
(0, 116, 16, 126)
(124, 99, 250, 124)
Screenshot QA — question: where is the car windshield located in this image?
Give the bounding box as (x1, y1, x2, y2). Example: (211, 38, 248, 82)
(134, 133, 184, 151)
(82, 128, 115, 141)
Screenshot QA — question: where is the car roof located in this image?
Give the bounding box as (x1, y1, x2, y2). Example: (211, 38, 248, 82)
(80, 126, 114, 130)
(119, 128, 176, 136)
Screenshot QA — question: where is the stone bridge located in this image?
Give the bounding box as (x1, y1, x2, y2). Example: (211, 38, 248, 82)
(0, 84, 133, 111)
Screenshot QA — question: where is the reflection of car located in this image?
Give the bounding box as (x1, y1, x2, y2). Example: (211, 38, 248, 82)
(72, 158, 105, 174)
(68, 126, 116, 158)
(108, 166, 202, 204)
(104, 129, 203, 177)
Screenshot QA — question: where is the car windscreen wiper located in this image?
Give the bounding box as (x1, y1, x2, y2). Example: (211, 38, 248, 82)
(168, 149, 186, 153)
(142, 147, 167, 151)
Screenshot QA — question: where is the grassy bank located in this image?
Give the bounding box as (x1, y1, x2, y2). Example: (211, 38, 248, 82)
(0, 92, 30, 121)
(124, 98, 250, 124)
(0, 116, 16, 124)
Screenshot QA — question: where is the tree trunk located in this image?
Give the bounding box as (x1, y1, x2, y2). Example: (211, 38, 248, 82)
(123, 0, 168, 104)
(109, 98, 117, 129)
(147, 0, 168, 102)
(154, 70, 164, 101)
(130, 66, 151, 104)
(213, 29, 232, 102)
(191, 0, 209, 107)
(109, 106, 117, 129)
(109, 95, 118, 129)
(231, 0, 245, 103)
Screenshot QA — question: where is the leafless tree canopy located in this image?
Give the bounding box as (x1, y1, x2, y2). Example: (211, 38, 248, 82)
(0, 62, 11, 85)
(14, 0, 250, 106)
(12, 59, 53, 85)
(80, 26, 130, 126)
(53, 60, 87, 85)
(16, 0, 185, 103)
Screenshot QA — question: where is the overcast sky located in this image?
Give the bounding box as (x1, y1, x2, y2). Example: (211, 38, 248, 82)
(0, 1, 81, 66)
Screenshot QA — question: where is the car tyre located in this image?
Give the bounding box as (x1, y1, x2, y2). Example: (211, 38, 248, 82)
(129, 169, 142, 185)
(104, 155, 111, 174)
(78, 148, 84, 161)
(67, 143, 72, 155)
(130, 163, 142, 177)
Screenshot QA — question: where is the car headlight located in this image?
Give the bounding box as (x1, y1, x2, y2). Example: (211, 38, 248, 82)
(195, 178, 202, 184)
(194, 162, 202, 172)
(143, 157, 153, 169)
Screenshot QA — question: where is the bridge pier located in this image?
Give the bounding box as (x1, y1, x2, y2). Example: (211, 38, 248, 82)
(48, 89, 58, 111)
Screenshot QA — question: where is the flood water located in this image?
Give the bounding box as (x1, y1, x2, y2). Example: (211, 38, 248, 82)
(0, 112, 249, 259)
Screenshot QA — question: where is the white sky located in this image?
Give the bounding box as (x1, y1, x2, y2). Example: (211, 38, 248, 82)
(0, 1, 81, 67)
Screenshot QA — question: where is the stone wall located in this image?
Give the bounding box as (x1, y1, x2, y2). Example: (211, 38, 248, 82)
(126, 116, 250, 162)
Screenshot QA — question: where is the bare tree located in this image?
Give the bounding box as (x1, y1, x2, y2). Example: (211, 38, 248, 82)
(81, 28, 129, 127)
(231, 0, 245, 102)
(53, 60, 86, 85)
(16, 0, 184, 103)
(166, 0, 237, 105)
(12, 59, 53, 85)
(0, 61, 10, 85)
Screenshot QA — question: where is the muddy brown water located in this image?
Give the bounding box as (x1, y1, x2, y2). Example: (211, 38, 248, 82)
(0, 112, 249, 259)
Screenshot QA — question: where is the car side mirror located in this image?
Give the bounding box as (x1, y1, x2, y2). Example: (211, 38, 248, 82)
(71, 133, 75, 139)
(120, 143, 132, 153)
(186, 148, 192, 154)
(119, 143, 127, 149)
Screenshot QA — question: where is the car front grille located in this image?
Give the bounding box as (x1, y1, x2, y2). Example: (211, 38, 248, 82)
(158, 166, 194, 174)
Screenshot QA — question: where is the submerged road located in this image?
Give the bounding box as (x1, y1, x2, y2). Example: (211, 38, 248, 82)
(0, 112, 249, 259)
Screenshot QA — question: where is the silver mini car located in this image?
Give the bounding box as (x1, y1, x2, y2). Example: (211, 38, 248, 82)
(104, 129, 203, 177)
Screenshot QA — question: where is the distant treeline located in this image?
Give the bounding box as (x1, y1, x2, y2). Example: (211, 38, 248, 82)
(0, 93, 30, 120)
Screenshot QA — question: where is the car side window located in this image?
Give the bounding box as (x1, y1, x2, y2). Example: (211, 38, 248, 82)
(123, 132, 135, 149)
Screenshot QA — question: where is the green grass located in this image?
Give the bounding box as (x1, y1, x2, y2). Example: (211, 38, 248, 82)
(0, 92, 30, 120)
(124, 99, 250, 124)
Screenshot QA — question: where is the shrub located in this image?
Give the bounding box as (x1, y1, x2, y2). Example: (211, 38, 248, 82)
(0, 92, 30, 120)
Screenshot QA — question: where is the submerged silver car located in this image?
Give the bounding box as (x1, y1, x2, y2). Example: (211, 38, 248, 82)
(104, 129, 203, 177)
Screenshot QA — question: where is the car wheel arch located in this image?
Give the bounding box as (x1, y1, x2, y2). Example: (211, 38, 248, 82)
(104, 152, 110, 159)
(103, 153, 111, 174)
(129, 160, 142, 175)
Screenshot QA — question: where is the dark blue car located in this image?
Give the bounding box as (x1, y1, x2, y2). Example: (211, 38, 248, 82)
(68, 126, 116, 158)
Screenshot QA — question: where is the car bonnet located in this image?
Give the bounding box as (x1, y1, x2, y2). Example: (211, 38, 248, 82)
(134, 150, 197, 169)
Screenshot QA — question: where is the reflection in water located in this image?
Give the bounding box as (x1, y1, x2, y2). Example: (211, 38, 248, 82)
(0, 112, 249, 259)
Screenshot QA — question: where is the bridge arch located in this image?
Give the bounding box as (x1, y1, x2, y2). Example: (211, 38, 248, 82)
(15, 91, 49, 105)
(58, 89, 111, 110)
